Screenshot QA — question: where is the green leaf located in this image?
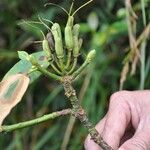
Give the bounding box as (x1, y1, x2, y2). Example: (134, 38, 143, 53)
(3, 51, 50, 83)
(18, 51, 30, 61)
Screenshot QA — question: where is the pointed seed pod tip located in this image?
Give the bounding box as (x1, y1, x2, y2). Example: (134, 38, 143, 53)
(86, 49, 96, 63)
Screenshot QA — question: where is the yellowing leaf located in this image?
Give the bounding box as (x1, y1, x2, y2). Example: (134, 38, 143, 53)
(0, 74, 30, 125)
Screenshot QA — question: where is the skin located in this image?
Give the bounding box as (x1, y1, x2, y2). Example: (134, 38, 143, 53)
(84, 90, 150, 150)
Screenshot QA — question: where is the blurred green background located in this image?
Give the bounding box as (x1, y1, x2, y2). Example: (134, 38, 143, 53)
(0, 0, 149, 149)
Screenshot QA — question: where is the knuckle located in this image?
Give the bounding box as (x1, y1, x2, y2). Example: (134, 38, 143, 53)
(132, 142, 147, 150)
(110, 90, 131, 105)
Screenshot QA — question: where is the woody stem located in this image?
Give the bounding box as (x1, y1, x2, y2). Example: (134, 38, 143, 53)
(62, 76, 113, 150)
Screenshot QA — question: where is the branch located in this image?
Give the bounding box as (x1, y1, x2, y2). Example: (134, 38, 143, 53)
(62, 76, 113, 150)
(0, 109, 71, 133)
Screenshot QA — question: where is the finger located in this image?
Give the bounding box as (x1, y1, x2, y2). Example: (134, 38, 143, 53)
(102, 91, 131, 149)
(119, 126, 135, 146)
(84, 117, 106, 150)
(119, 116, 150, 150)
(118, 132, 150, 150)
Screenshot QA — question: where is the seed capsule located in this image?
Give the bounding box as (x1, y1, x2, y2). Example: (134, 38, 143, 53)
(64, 16, 74, 51)
(51, 23, 64, 59)
(78, 38, 83, 50)
(73, 24, 80, 57)
(52, 23, 62, 39)
(42, 39, 52, 60)
(55, 37, 64, 59)
(86, 49, 96, 63)
(67, 16, 74, 27)
(46, 32, 55, 53)
(65, 26, 73, 50)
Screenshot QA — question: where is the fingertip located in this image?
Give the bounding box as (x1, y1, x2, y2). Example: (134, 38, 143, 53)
(84, 134, 100, 150)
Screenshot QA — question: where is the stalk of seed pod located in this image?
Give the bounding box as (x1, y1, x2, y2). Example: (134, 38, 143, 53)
(72, 49, 96, 79)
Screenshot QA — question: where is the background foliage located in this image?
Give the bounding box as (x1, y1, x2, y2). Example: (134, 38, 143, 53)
(0, 0, 149, 149)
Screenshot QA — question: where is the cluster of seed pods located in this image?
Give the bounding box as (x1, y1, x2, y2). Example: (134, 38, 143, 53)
(28, 0, 95, 78)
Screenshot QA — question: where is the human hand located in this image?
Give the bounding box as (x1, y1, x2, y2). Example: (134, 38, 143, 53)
(85, 90, 150, 150)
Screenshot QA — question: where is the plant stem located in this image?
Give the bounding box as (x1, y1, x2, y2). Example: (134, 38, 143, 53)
(0, 109, 71, 133)
(34, 63, 61, 81)
(62, 76, 113, 150)
(61, 72, 92, 150)
(72, 60, 89, 79)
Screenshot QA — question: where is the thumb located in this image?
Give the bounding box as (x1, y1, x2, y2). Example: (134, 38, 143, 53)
(118, 132, 150, 150)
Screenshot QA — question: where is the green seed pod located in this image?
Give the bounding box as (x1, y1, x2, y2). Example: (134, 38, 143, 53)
(65, 26, 74, 50)
(67, 16, 74, 27)
(51, 23, 64, 59)
(73, 24, 80, 37)
(73, 24, 80, 57)
(46, 32, 55, 53)
(78, 38, 83, 50)
(55, 37, 64, 59)
(64, 16, 74, 51)
(42, 39, 52, 60)
(86, 49, 96, 63)
(52, 23, 62, 39)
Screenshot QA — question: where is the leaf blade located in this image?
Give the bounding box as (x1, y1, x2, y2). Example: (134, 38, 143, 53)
(0, 74, 30, 125)
(3, 51, 50, 83)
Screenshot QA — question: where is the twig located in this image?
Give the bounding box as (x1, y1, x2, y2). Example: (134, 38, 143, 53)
(62, 76, 113, 150)
(0, 109, 71, 133)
